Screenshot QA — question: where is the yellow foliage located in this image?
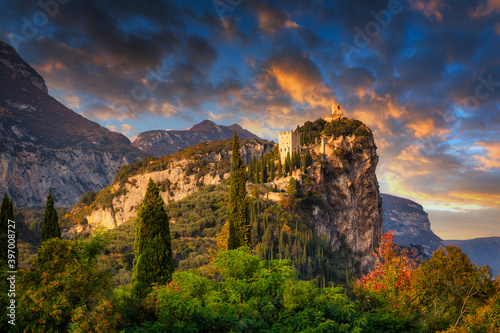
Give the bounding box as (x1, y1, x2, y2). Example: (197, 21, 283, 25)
(207, 221, 230, 264)
(281, 224, 292, 235)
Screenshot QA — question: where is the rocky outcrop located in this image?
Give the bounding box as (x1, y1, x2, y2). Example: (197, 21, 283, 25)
(0, 40, 146, 207)
(382, 193, 445, 256)
(132, 120, 259, 156)
(82, 140, 274, 230)
(303, 128, 383, 273)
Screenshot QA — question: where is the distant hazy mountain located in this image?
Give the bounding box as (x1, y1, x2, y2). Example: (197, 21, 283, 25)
(132, 119, 260, 156)
(381, 193, 445, 256)
(445, 237, 500, 277)
(0, 40, 145, 207)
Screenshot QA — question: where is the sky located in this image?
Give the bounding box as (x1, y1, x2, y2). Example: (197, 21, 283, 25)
(0, 0, 499, 240)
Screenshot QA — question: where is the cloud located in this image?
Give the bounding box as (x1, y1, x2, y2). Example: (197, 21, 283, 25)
(410, 0, 450, 22)
(254, 3, 299, 35)
(261, 50, 334, 108)
(470, 0, 500, 18)
(407, 118, 450, 140)
(474, 141, 500, 170)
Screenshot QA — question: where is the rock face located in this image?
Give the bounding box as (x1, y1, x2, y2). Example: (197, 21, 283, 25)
(445, 237, 500, 276)
(132, 120, 259, 156)
(304, 128, 383, 273)
(382, 193, 445, 256)
(81, 140, 274, 230)
(0, 40, 146, 207)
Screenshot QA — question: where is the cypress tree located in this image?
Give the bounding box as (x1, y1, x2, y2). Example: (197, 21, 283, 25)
(0, 193, 14, 266)
(278, 159, 283, 178)
(270, 160, 275, 181)
(132, 178, 173, 298)
(228, 132, 251, 250)
(261, 158, 268, 183)
(40, 191, 61, 247)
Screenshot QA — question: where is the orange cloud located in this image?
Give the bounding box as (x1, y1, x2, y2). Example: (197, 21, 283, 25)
(269, 63, 333, 109)
(410, 0, 450, 22)
(470, 0, 500, 18)
(474, 141, 500, 170)
(407, 118, 449, 140)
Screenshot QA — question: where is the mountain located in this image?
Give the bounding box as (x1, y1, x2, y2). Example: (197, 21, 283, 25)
(0, 40, 146, 207)
(131, 119, 260, 156)
(445, 237, 500, 276)
(381, 193, 445, 256)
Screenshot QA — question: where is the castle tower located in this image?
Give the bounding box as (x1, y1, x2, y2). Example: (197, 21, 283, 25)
(323, 102, 344, 122)
(332, 103, 343, 120)
(278, 130, 301, 164)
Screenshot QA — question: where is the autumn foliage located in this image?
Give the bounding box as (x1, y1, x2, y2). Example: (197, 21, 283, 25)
(354, 230, 499, 332)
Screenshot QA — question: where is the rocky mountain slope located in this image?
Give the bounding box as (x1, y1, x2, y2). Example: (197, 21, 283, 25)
(72, 139, 274, 232)
(0, 40, 146, 207)
(132, 119, 259, 156)
(381, 193, 445, 256)
(445, 237, 500, 276)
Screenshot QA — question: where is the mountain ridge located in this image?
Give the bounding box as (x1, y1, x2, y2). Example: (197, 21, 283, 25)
(132, 119, 260, 157)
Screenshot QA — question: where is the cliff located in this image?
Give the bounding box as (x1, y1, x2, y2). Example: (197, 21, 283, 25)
(305, 124, 382, 273)
(0, 40, 146, 207)
(132, 120, 259, 156)
(382, 193, 445, 256)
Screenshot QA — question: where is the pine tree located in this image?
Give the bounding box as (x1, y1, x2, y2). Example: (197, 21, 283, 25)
(228, 132, 251, 250)
(132, 178, 173, 298)
(39, 192, 61, 247)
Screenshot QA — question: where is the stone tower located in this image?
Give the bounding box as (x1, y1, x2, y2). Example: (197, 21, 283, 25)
(278, 130, 300, 164)
(324, 103, 343, 122)
(332, 103, 343, 120)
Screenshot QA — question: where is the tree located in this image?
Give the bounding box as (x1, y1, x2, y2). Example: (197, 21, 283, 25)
(228, 132, 251, 250)
(18, 237, 110, 332)
(0, 193, 14, 260)
(278, 159, 283, 178)
(0, 193, 14, 331)
(412, 246, 495, 331)
(40, 191, 61, 247)
(260, 158, 268, 183)
(132, 178, 173, 298)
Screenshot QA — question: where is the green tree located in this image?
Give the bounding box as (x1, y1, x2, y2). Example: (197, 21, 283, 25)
(18, 237, 110, 332)
(0, 193, 14, 260)
(228, 132, 251, 250)
(132, 178, 173, 298)
(0, 193, 14, 331)
(260, 158, 268, 184)
(40, 191, 61, 247)
(278, 159, 283, 178)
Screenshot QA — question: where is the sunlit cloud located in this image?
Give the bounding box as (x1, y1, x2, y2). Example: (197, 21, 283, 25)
(474, 141, 500, 170)
(410, 0, 450, 22)
(407, 118, 450, 140)
(470, 0, 500, 18)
